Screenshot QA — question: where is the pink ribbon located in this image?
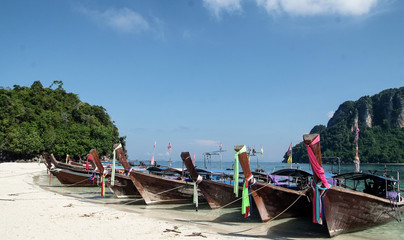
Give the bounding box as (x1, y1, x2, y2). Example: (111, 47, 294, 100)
(305, 135, 329, 189)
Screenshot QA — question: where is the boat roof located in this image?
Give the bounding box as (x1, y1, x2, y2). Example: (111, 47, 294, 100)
(333, 172, 399, 182)
(195, 168, 234, 175)
(271, 168, 312, 177)
(147, 167, 183, 174)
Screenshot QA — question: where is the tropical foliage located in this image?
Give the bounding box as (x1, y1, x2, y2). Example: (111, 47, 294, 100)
(0, 81, 125, 160)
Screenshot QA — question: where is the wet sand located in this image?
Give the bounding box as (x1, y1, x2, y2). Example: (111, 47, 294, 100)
(1, 162, 403, 240)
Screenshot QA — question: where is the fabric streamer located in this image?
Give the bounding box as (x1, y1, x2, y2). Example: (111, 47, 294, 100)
(125, 167, 133, 176)
(304, 135, 330, 224)
(242, 174, 255, 218)
(86, 155, 93, 171)
(193, 175, 203, 211)
(312, 181, 329, 224)
(111, 143, 122, 186)
(89, 172, 96, 184)
(101, 169, 107, 197)
(234, 145, 246, 197)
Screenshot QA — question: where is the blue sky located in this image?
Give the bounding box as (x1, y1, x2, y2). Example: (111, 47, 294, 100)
(1, 0, 403, 162)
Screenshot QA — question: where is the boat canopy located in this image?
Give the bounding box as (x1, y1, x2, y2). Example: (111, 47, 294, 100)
(271, 168, 312, 177)
(333, 172, 399, 183)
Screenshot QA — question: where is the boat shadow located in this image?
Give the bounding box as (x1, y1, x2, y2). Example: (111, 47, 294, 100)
(218, 216, 329, 239)
(210, 207, 262, 223)
(173, 206, 263, 227)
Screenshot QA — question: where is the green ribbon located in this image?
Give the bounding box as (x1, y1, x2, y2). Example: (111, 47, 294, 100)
(241, 180, 250, 215)
(234, 145, 246, 197)
(111, 143, 122, 186)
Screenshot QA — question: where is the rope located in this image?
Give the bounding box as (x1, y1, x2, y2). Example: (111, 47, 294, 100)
(265, 194, 303, 222)
(164, 181, 307, 235)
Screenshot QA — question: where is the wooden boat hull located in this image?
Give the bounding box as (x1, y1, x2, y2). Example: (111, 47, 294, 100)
(129, 171, 204, 205)
(108, 174, 141, 198)
(198, 180, 241, 209)
(50, 168, 99, 187)
(251, 183, 311, 222)
(319, 186, 404, 237)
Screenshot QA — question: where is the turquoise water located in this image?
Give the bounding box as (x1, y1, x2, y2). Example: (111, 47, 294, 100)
(155, 160, 404, 181)
(36, 161, 404, 239)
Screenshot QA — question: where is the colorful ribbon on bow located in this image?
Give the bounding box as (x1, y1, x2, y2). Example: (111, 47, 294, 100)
(305, 134, 330, 224)
(312, 181, 329, 224)
(193, 175, 203, 211)
(101, 169, 108, 197)
(234, 145, 246, 197)
(242, 174, 256, 218)
(111, 143, 122, 186)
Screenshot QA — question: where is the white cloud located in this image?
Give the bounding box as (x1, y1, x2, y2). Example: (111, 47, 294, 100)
(256, 0, 379, 16)
(328, 110, 335, 118)
(78, 7, 149, 33)
(193, 139, 220, 147)
(203, 0, 242, 19)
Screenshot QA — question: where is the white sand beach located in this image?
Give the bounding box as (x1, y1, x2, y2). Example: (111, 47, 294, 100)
(2, 162, 403, 240)
(0, 162, 241, 240)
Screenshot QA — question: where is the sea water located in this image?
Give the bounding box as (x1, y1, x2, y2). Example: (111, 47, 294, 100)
(35, 161, 404, 239)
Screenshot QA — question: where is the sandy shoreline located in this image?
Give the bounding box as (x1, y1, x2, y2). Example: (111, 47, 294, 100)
(0, 162, 243, 240)
(2, 163, 403, 240)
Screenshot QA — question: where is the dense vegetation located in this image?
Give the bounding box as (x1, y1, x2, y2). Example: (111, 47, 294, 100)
(285, 87, 404, 164)
(0, 81, 125, 160)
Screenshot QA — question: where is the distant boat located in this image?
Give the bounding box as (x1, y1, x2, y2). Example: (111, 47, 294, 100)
(180, 152, 242, 209)
(303, 133, 404, 237)
(235, 145, 312, 222)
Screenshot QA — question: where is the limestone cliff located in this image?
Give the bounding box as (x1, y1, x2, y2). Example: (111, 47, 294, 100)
(289, 87, 404, 163)
(327, 87, 404, 130)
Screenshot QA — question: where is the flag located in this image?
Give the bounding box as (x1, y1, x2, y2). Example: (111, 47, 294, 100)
(192, 153, 195, 164)
(286, 143, 292, 164)
(151, 141, 156, 165)
(168, 142, 171, 153)
(354, 127, 360, 143)
(261, 146, 264, 156)
(287, 154, 292, 164)
(219, 144, 223, 151)
(286, 143, 292, 157)
(354, 125, 360, 158)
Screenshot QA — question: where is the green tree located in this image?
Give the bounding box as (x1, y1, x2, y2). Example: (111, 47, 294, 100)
(0, 81, 125, 160)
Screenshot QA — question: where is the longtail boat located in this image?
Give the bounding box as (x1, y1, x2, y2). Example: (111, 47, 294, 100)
(45, 153, 99, 187)
(89, 148, 141, 198)
(115, 150, 204, 205)
(180, 152, 241, 209)
(303, 133, 404, 237)
(235, 145, 311, 222)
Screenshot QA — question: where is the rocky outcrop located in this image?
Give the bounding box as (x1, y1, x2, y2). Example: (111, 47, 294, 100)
(394, 92, 404, 128)
(327, 87, 404, 130)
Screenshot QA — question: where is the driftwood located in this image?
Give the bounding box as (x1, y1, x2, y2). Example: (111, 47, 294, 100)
(185, 232, 207, 238)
